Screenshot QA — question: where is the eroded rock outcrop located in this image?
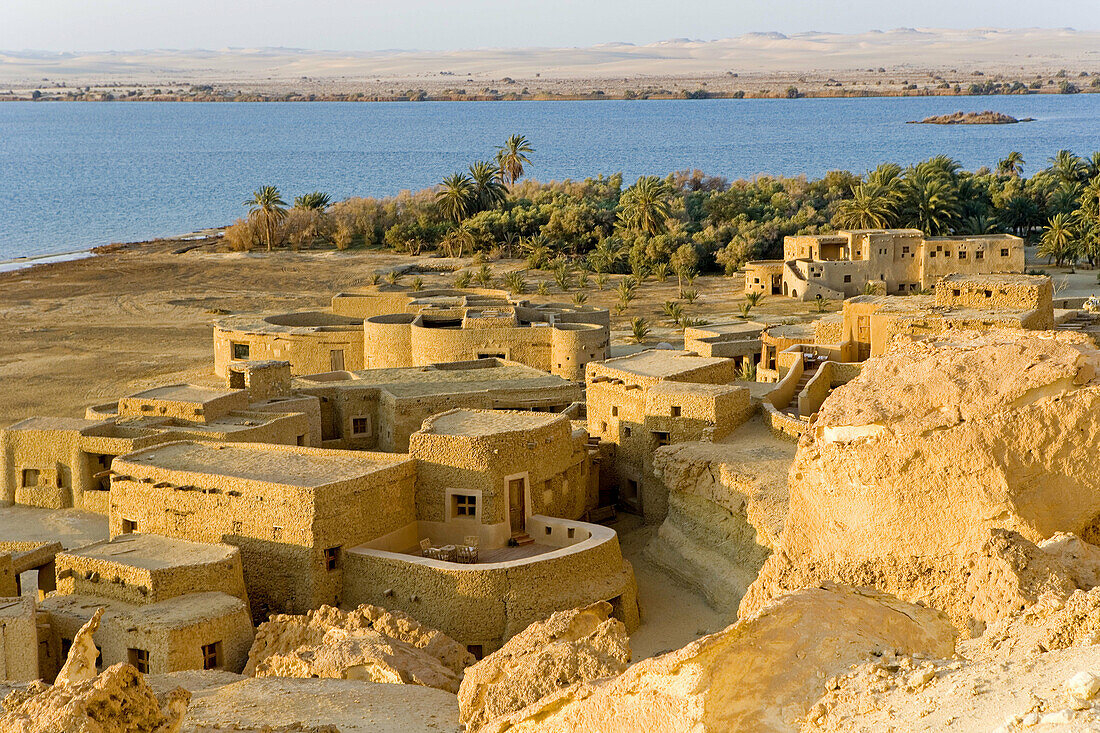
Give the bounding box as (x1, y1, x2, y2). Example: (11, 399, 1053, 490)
(743, 330, 1100, 636)
(643, 420, 794, 614)
(1, 607, 190, 733)
(480, 585, 956, 733)
(243, 604, 474, 693)
(458, 601, 631, 731)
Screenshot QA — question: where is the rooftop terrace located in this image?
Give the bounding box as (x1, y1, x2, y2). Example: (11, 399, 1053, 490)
(126, 385, 237, 404)
(591, 349, 729, 379)
(420, 409, 563, 437)
(63, 533, 236, 571)
(116, 441, 407, 488)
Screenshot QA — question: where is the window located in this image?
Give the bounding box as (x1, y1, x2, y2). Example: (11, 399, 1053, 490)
(296, 434, 306, 446)
(623, 427, 632, 437)
(843, 274, 852, 283)
(202, 642, 221, 670)
(952, 289, 961, 297)
(352, 417, 369, 435)
(128, 648, 149, 674)
(477, 352, 506, 360)
(670, 405, 681, 417)
(1001, 249, 1009, 257)
(984, 290, 993, 298)
(21, 469, 39, 488)
(272, 526, 283, 540)
(902, 246, 910, 254)
(976, 250, 984, 260)
(324, 546, 341, 571)
(231, 342, 250, 360)
(231, 520, 242, 534)
(121, 518, 137, 534)
(567, 527, 576, 539)
(611, 406, 619, 417)
(228, 370, 246, 389)
(452, 494, 477, 518)
(652, 431, 670, 447)
(929, 251, 936, 258)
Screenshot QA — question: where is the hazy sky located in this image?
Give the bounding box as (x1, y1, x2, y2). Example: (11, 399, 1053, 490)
(3, 0, 1098, 52)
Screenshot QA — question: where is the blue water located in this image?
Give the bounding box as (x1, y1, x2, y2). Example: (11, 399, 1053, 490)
(1, 95, 1099, 258)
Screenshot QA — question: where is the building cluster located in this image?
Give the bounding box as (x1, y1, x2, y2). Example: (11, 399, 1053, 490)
(3, 234, 1075, 686)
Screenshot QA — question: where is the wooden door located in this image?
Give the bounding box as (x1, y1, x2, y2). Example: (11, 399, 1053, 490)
(330, 349, 345, 371)
(508, 478, 526, 533)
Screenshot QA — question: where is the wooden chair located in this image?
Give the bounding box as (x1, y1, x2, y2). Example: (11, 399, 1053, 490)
(463, 535, 479, 548)
(419, 538, 432, 556)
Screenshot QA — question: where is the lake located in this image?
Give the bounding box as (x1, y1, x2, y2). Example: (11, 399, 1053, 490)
(1, 95, 1099, 259)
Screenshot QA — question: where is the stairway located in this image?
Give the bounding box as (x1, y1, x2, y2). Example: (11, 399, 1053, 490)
(1056, 312, 1096, 332)
(782, 362, 819, 418)
(512, 532, 534, 546)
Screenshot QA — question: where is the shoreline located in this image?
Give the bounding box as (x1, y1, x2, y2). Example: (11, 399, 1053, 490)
(3, 89, 1098, 103)
(0, 226, 225, 274)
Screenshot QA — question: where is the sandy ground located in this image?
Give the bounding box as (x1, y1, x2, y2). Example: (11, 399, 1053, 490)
(2, 28, 1098, 100)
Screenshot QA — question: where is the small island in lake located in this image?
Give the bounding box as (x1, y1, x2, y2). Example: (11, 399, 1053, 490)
(909, 110, 1035, 125)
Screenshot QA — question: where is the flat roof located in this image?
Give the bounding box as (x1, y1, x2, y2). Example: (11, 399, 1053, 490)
(421, 409, 563, 437)
(939, 273, 1046, 285)
(62, 533, 235, 570)
(7, 416, 101, 431)
(116, 442, 406, 488)
(43, 590, 245, 626)
(595, 349, 729, 378)
(126, 385, 237, 403)
(296, 360, 579, 398)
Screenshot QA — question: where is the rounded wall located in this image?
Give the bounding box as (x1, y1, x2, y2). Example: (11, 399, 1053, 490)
(343, 526, 639, 652)
(214, 326, 365, 377)
(363, 314, 416, 369)
(551, 323, 609, 381)
(408, 322, 544, 369)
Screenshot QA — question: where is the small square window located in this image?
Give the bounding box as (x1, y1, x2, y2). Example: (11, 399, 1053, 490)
(623, 427, 632, 437)
(545, 525, 552, 535)
(611, 406, 619, 417)
(843, 274, 852, 283)
(567, 527, 576, 539)
(231, 520, 242, 534)
(959, 251, 967, 259)
(902, 246, 910, 254)
(929, 251, 936, 258)
(452, 494, 477, 518)
(324, 546, 341, 571)
(128, 648, 149, 674)
(352, 417, 369, 435)
(231, 342, 250, 360)
(952, 289, 961, 297)
(652, 431, 670, 447)
(202, 642, 221, 670)
(21, 469, 39, 488)
(121, 518, 137, 534)
(670, 406, 681, 417)
(272, 526, 283, 540)
(976, 250, 984, 260)
(296, 434, 306, 446)
(1001, 249, 1009, 257)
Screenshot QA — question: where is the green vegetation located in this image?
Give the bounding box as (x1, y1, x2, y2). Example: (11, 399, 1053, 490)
(629, 317, 651, 343)
(223, 141, 1100, 272)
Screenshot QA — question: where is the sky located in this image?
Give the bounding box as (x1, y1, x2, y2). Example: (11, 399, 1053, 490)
(2, 0, 1098, 52)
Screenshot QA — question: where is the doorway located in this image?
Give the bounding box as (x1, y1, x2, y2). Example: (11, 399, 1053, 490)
(508, 477, 526, 534)
(330, 349, 345, 371)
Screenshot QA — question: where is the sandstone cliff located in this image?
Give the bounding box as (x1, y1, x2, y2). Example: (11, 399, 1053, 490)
(458, 601, 631, 731)
(644, 418, 794, 615)
(479, 585, 955, 733)
(743, 330, 1100, 636)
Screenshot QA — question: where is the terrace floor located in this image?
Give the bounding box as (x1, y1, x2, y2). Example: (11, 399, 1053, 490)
(401, 541, 557, 564)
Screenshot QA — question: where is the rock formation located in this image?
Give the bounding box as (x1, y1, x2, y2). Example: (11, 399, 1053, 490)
(243, 604, 474, 693)
(458, 601, 631, 731)
(479, 585, 956, 733)
(1, 608, 190, 733)
(54, 607, 104, 686)
(643, 420, 794, 614)
(743, 330, 1100, 636)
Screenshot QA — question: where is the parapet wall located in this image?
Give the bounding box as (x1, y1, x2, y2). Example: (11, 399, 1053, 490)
(343, 518, 639, 653)
(214, 313, 365, 377)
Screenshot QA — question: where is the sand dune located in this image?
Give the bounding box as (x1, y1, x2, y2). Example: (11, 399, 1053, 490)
(1, 28, 1098, 86)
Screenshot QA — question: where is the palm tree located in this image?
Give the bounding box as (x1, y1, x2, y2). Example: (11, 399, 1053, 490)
(900, 172, 960, 235)
(618, 176, 672, 236)
(244, 186, 288, 251)
(1039, 212, 1078, 267)
(495, 134, 535, 187)
(833, 183, 896, 229)
(293, 191, 332, 210)
(436, 173, 477, 223)
(629, 317, 651, 344)
(442, 224, 477, 258)
(996, 152, 1025, 177)
(866, 162, 904, 193)
(469, 161, 507, 211)
(1049, 150, 1086, 186)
